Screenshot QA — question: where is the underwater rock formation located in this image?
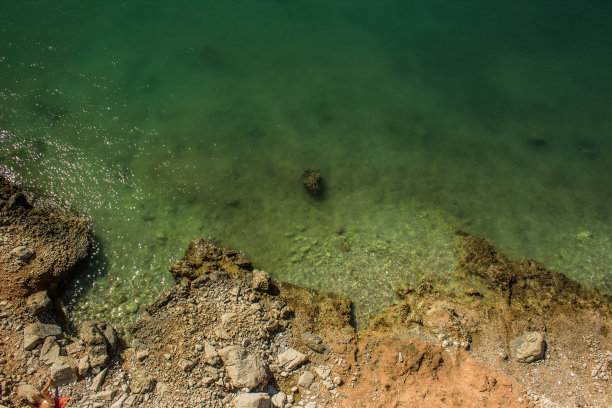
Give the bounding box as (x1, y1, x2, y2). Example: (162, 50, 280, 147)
(302, 169, 322, 195)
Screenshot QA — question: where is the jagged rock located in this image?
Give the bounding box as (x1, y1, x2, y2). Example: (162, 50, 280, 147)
(79, 321, 110, 369)
(130, 371, 154, 394)
(510, 331, 546, 363)
(251, 269, 270, 292)
(233, 393, 271, 408)
(0, 177, 91, 299)
(40, 337, 60, 365)
(91, 368, 108, 392)
(297, 371, 315, 388)
(50, 356, 78, 385)
(109, 393, 128, 408)
(79, 321, 107, 346)
(271, 391, 287, 408)
(278, 348, 308, 371)
(301, 332, 328, 354)
(204, 342, 220, 366)
(101, 324, 119, 352)
(123, 395, 137, 407)
(78, 355, 90, 377)
(26, 291, 52, 315)
(219, 345, 268, 390)
(178, 358, 196, 372)
(65, 340, 84, 357)
(93, 389, 116, 401)
(23, 323, 61, 350)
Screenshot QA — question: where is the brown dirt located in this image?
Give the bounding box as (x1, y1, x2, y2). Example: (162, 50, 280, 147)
(343, 332, 530, 408)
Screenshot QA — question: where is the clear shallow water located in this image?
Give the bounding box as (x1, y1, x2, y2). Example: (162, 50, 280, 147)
(1, 0, 611, 328)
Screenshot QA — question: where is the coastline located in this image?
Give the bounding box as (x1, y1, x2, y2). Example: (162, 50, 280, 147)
(0, 177, 610, 408)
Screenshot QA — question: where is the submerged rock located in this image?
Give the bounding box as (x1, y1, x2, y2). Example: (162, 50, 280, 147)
(302, 169, 322, 195)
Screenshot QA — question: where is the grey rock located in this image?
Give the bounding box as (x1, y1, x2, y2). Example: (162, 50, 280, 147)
(204, 342, 220, 366)
(93, 389, 116, 401)
(26, 291, 52, 315)
(278, 348, 308, 371)
(40, 337, 60, 365)
(301, 332, 328, 354)
(297, 371, 315, 388)
(511, 331, 546, 363)
(91, 368, 108, 391)
(130, 371, 154, 394)
(251, 269, 270, 292)
(233, 393, 271, 408)
(50, 356, 78, 385)
(219, 345, 268, 390)
(23, 323, 61, 351)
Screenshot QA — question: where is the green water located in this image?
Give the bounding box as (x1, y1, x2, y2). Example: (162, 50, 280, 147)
(1, 0, 611, 328)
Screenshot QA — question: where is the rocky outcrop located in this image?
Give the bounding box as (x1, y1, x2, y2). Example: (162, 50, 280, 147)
(0, 177, 91, 301)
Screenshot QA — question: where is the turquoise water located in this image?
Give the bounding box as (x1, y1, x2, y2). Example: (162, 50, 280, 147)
(1, 0, 611, 328)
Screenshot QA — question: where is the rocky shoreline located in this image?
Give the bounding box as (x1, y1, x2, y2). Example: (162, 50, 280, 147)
(0, 177, 610, 407)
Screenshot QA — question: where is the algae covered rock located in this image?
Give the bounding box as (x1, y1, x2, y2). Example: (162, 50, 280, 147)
(302, 169, 322, 195)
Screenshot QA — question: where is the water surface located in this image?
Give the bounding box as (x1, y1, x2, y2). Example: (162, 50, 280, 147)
(1, 0, 611, 328)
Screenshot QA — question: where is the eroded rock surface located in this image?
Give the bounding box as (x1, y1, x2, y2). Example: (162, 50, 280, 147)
(0, 177, 91, 300)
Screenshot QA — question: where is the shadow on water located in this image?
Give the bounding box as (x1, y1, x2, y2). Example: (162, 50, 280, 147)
(61, 232, 110, 328)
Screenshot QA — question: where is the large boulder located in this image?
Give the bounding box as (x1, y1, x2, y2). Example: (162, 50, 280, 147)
(23, 323, 61, 351)
(219, 346, 268, 391)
